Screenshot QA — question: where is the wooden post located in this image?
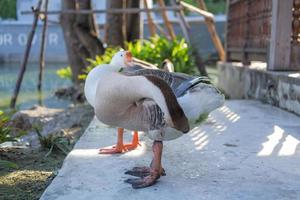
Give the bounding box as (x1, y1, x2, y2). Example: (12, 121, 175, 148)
(38, 0, 49, 96)
(268, 0, 293, 70)
(139, 0, 144, 40)
(144, 0, 156, 37)
(157, 0, 176, 40)
(10, 0, 43, 109)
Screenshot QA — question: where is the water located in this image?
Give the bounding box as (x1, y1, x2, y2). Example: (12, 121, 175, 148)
(0, 63, 71, 110)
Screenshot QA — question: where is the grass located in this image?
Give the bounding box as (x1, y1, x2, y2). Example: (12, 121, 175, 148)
(0, 148, 65, 200)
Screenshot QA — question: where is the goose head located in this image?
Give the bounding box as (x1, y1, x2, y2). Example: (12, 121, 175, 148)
(109, 50, 134, 71)
(84, 50, 134, 107)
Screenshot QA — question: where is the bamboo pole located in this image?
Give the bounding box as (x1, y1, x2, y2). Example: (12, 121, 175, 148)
(21, 6, 182, 15)
(38, 0, 49, 100)
(157, 0, 176, 40)
(144, 0, 156, 37)
(181, 0, 225, 61)
(10, 0, 43, 109)
(173, 2, 190, 43)
(205, 19, 225, 61)
(197, 0, 208, 11)
(180, 1, 214, 20)
(154, 23, 169, 37)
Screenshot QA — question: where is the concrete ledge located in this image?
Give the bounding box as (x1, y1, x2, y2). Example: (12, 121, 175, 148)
(218, 62, 300, 115)
(41, 100, 300, 200)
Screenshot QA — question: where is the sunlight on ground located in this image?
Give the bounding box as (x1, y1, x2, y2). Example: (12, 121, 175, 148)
(0, 170, 53, 185)
(258, 125, 300, 157)
(219, 106, 240, 123)
(188, 105, 235, 151)
(70, 142, 147, 158)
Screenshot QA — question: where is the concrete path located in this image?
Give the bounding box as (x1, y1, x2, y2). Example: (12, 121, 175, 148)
(41, 100, 300, 200)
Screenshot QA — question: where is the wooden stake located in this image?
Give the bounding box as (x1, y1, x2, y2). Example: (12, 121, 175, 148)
(180, 1, 213, 20)
(157, 0, 176, 40)
(181, 0, 225, 61)
(38, 0, 49, 97)
(170, 0, 207, 76)
(197, 0, 207, 11)
(205, 20, 225, 61)
(22, 6, 182, 15)
(10, 0, 43, 109)
(144, 0, 156, 37)
(172, 1, 190, 43)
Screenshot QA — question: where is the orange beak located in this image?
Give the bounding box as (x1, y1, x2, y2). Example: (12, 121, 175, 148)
(125, 51, 133, 63)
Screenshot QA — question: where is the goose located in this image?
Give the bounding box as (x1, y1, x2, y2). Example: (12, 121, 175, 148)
(84, 50, 142, 154)
(85, 50, 225, 188)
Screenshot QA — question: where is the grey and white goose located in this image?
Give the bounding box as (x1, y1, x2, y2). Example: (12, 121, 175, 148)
(84, 50, 224, 189)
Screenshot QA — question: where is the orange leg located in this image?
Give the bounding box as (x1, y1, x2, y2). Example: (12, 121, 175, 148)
(99, 128, 140, 154)
(125, 141, 164, 188)
(124, 131, 140, 151)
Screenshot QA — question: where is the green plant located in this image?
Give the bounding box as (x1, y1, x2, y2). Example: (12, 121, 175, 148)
(0, 0, 17, 19)
(0, 110, 19, 169)
(58, 36, 196, 81)
(56, 66, 72, 80)
(34, 125, 72, 157)
(127, 36, 196, 74)
(0, 110, 16, 144)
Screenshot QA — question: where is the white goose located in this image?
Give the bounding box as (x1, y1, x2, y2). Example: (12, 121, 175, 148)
(85, 51, 141, 154)
(84, 50, 224, 189)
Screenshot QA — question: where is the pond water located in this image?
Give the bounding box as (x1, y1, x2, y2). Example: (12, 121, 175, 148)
(0, 63, 71, 110)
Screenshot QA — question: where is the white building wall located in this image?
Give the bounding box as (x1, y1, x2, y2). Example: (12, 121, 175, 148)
(16, 0, 107, 24)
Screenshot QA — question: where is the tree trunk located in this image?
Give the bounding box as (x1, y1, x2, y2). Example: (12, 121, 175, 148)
(105, 0, 142, 47)
(60, 0, 104, 84)
(126, 0, 141, 42)
(105, 1, 124, 47)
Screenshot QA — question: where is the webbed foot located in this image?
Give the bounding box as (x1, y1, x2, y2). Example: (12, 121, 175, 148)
(125, 166, 166, 178)
(124, 169, 160, 189)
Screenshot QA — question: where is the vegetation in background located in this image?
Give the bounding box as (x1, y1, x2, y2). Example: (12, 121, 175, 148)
(34, 126, 72, 157)
(127, 36, 196, 74)
(57, 36, 196, 80)
(56, 66, 72, 80)
(0, 110, 20, 169)
(0, 110, 15, 144)
(0, 0, 17, 19)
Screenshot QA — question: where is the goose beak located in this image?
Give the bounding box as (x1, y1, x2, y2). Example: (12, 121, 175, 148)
(125, 51, 134, 66)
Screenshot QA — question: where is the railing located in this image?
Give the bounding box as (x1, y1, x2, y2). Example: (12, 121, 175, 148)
(226, 0, 300, 70)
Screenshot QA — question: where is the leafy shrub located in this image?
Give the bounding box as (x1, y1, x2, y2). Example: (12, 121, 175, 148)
(127, 36, 196, 74)
(57, 36, 196, 80)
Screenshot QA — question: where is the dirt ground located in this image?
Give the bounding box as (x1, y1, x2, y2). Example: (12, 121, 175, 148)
(0, 148, 65, 200)
(0, 104, 94, 200)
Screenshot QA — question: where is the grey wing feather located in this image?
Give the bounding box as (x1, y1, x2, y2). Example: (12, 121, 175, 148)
(136, 99, 166, 130)
(122, 67, 193, 91)
(122, 67, 211, 97)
